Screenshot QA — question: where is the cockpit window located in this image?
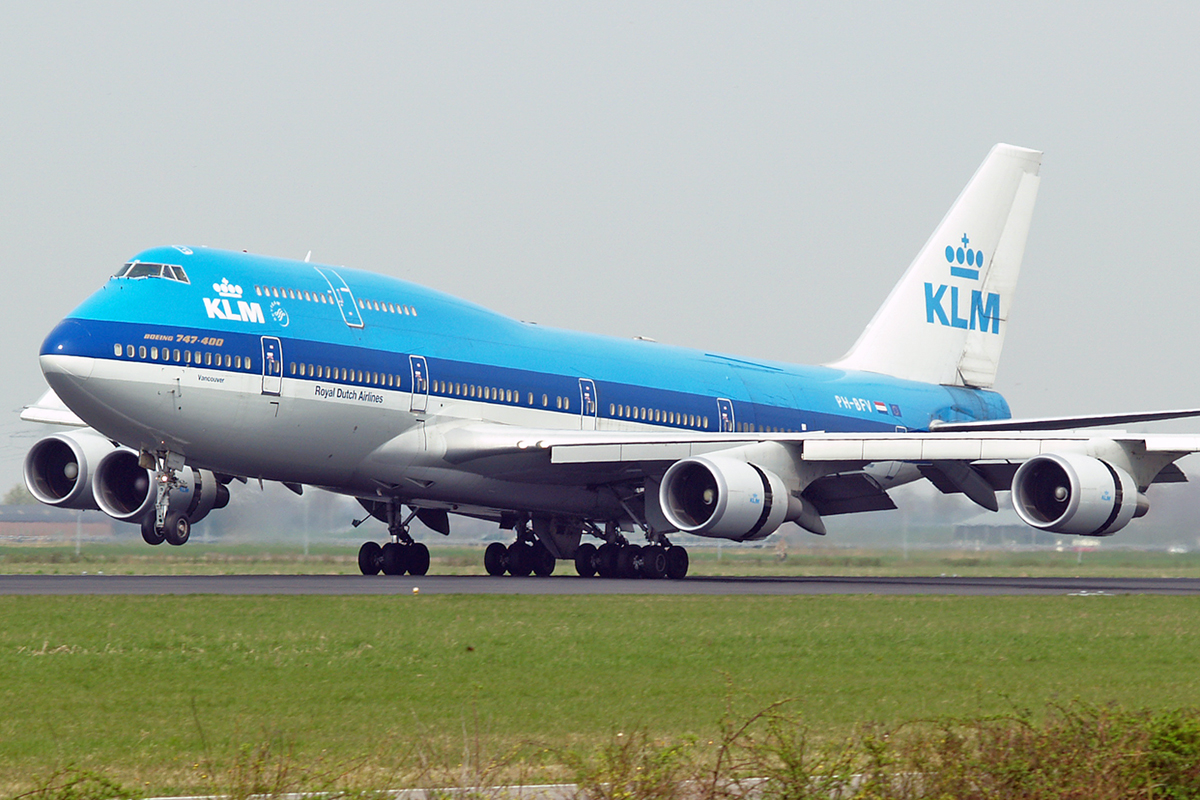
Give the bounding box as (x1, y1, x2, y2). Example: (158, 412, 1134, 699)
(114, 261, 191, 284)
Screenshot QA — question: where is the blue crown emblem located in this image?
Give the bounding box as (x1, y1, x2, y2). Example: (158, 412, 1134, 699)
(945, 234, 983, 280)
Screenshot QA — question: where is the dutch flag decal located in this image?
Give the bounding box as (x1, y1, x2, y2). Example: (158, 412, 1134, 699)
(874, 401, 888, 414)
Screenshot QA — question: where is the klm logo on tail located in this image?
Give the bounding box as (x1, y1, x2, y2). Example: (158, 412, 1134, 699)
(924, 234, 1000, 334)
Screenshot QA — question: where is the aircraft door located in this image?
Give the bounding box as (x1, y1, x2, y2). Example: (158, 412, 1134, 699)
(579, 378, 598, 430)
(409, 355, 429, 413)
(261, 336, 283, 396)
(313, 267, 365, 328)
(716, 398, 735, 432)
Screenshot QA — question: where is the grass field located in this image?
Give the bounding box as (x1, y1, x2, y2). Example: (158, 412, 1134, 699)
(3, 541, 1200, 578)
(2, 593, 1199, 794)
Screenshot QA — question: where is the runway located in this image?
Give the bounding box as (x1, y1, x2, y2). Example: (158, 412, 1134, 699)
(3, 574, 1200, 595)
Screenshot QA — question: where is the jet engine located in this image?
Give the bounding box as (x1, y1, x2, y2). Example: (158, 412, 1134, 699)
(660, 456, 788, 540)
(1011, 452, 1145, 536)
(23, 430, 116, 510)
(93, 448, 229, 524)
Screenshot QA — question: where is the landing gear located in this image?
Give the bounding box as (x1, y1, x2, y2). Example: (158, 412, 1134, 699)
(665, 545, 689, 579)
(358, 541, 383, 575)
(486, 514, 690, 579)
(484, 542, 508, 576)
(140, 513, 165, 546)
(139, 450, 192, 546)
(574, 542, 598, 577)
(357, 499, 431, 576)
(163, 511, 191, 546)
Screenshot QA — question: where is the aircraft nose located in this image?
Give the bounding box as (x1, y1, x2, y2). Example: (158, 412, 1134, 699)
(39, 320, 95, 381)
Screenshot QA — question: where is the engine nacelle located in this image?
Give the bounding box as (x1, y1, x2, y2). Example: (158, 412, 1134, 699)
(660, 456, 788, 541)
(1012, 452, 1142, 536)
(23, 430, 117, 510)
(93, 449, 229, 524)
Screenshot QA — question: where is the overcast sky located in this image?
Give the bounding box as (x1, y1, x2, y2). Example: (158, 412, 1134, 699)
(4, 2, 1200, 497)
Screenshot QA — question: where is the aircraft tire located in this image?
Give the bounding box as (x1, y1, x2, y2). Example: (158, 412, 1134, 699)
(140, 514, 165, 546)
(407, 542, 430, 576)
(596, 542, 620, 578)
(531, 542, 555, 577)
(381, 542, 407, 576)
(484, 542, 508, 576)
(642, 545, 668, 579)
(163, 512, 191, 546)
(358, 541, 383, 575)
(617, 544, 641, 579)
(666, 546, 689, 580)
(507, 542, 533, 577)
(574, 542, 598, 577)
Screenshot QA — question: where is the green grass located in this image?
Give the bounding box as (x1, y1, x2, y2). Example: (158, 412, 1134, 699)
(2, 594, 1200, 793)
(4, 541, 1200, 577)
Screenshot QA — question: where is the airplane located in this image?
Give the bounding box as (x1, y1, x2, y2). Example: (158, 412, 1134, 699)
(22, 143, 1200, 579)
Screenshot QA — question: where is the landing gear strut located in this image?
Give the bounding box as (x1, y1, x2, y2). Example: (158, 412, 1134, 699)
(358, 499, 430, 576)
(139, 450, 191, 546)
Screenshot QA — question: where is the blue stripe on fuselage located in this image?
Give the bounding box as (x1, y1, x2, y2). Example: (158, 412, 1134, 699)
(44, 246, 1012, 433)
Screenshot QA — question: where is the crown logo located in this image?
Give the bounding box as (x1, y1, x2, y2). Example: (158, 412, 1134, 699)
(945, 234, 983, 280)
(213, 278, 243, 298)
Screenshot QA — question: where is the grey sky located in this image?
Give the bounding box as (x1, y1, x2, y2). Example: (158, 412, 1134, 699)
(4, 2, 1200, 496)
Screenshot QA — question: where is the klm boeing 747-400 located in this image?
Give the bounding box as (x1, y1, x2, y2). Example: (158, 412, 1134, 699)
(22, 144, 1200, 578)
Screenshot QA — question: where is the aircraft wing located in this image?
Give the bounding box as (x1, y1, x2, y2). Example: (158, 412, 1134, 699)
(392, 422, 1200, 536)
(20, 388, 87, 427)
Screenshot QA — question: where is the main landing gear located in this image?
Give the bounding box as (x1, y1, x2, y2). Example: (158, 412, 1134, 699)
(484, 519, 689, 579)
(358, 500, 430, 576)
(483, 521, 556, 577)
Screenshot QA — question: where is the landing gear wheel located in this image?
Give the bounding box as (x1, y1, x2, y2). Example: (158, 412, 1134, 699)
(617, 544, 642, 579)
(531, 542, 555, 577)
(358, 541, 383, 575)
(507, 542, 533, 577)
(163, 512, 191, 546)
(140, 514, 165, 546)
(666, 545, 689, 579)
(642, 545, 668, 579)
(407, 542, 430, 576)
(484, 542, 509, 576)
(575, 543, 598, 577)
(596, 542, 620, 578)
(381, 542, 407, 576)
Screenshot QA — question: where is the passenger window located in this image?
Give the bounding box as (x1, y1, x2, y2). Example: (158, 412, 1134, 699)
(204, 352, 212, 366)
(173, 349, 181, 362)
(113, 344, 122, 357)
(150, 347, 158, 360)
(704, 417, 709, 429)
(223, 354, 231, 368)
(127, 345, 135, 358)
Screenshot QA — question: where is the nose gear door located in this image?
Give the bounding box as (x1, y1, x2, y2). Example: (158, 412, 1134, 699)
(261, 336, 283, 396)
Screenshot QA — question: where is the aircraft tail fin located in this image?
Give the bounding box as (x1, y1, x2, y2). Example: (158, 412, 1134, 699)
(830, 144, 1042, 388)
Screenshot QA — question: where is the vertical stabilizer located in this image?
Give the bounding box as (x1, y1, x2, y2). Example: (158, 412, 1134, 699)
(830, 144, 1041, 387)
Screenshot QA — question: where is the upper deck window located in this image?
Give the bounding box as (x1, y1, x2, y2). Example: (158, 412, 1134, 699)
(114, 261, 190, 284)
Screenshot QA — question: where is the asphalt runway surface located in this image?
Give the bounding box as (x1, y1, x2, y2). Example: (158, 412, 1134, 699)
(3, 574, 1200, 595)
